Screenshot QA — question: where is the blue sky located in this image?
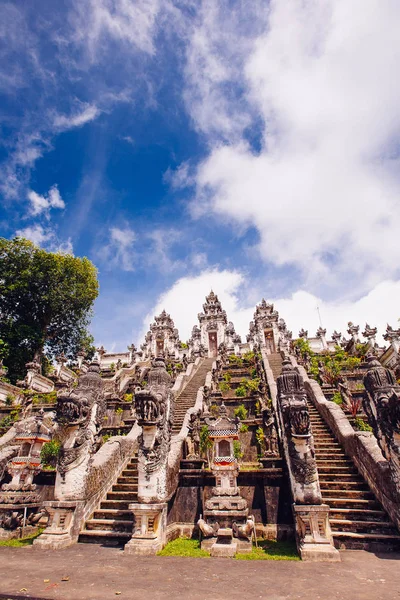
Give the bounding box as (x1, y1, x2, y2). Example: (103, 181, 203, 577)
(1, 0, 400, 351)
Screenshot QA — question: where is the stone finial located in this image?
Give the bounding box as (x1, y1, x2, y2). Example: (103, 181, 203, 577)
(347, 322, 360, 340)
(383, 324, 400, 342)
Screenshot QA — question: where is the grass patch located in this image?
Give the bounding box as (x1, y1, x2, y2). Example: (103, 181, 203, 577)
(0, 528, 43, 547)
(157, 537, 298, 560)
(157, 537, 210, 558)
(235, 539, 299, 561)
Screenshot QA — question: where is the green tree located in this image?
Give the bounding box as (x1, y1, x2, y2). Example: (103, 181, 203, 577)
(0, 237, 99, 383)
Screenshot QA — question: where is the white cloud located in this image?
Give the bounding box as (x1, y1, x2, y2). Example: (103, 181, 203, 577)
(183, 0, 400, 295)
(15, 224, 55, 246)
(140, 269, 247, 342)
(102, 226, 136, 271)
(56, 237, 74, 255)
(27, 185, 65, 216)
(53, 104, 101, 131)
(140, 268, 400, 347)
(72, 0, 163, 58)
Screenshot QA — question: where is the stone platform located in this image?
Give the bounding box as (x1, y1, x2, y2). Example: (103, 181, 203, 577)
(0, 545, 398, 600)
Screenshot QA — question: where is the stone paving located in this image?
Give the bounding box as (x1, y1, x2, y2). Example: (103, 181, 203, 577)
(0, 545, 399, 600)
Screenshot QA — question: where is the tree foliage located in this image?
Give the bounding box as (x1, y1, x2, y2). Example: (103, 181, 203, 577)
(0, 237, 99, 383)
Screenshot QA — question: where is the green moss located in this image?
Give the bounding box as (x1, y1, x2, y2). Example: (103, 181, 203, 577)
(235, 539, 299, 561)
(157, 537, 210, 557)
(0, 528, 43, 547)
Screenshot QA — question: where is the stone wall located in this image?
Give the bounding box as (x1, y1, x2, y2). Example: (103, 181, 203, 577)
(166, 468, 292, 538)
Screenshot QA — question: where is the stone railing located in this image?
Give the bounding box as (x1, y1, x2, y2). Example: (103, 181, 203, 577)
(57, 364, 77, 385)
(27, 372, 54, 393)
(262, 353, 339, 561)
(295, 359, 400, 533)
(35, 424, 141, 550)
(0, 381, 24, 405)
(82, 423, 141, 522)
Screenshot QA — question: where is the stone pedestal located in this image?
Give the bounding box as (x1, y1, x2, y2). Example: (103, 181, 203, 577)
(210, 528, 237, 557)
(124, 503, 167, 556)
(293, 504, 340, 562)
(33, 501, 84, 550)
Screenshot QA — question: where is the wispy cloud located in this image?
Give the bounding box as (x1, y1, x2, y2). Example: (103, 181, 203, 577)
(28, 185, 65, 217)
(101, 226, 136, 271)
(53, 103, 101, 131)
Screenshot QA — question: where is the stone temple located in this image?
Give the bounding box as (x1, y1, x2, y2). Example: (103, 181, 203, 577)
(0, 290, 400, 560)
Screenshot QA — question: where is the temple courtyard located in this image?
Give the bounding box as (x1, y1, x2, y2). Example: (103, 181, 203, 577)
(0, 545, 398, 600)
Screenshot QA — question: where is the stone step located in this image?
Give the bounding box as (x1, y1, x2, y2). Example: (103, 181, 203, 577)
(319, 480, 368, 490)
(113, 483, 138, 492)
(318, 472, 362, 481)
(93, 509, 134, 521)
(316, 460, 353, 467)
(107, 491, 138, 502)
(85, 518, 133, 532)
(121, 470, 138, 478)
(322, 497, 380, 510)
(332, 531, 400, 551)
(317, 464, 357, 471)
(330, 519, 398, 535)
(328, 508, 388, 522)
(100, 500, 130, 510)
(314, 447, 346, 453)
(78, 530, 132, 546)
(117, 476, 138, 484)
(320, 488, 373, 499)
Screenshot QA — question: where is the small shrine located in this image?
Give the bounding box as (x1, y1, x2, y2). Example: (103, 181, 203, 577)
(1, 410, 51, 499)
(198, 404, 254, 557)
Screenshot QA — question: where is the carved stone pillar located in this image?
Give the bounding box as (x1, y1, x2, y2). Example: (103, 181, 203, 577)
(33, 501, 84, 550)
(293, 504, 338, 561)
(124, 503, 167, 555)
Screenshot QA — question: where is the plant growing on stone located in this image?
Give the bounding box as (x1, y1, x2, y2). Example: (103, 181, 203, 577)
(353, 417, 372, 432)
(210, 403, 220, 417)
(349, 395, 362, 418)
(223, 372, 232, 383)
(256, 427, 266, 454)
(200, 425, 213, 466)
(234, 404, 248, 421)
(40, 440, 61, 468)
(219, 381, 230, 393)
(116, 407, 123, 415)
(332, 392, 343, 405)
(5, 393, 15, 406)
(124, 393, 133, 402)
(233, 440, 244, 461)
(235, 385, 247, 397)
(239, 423, 248, 433)
(229, 355, 243, 367)
(243, 377, 260, 394)
(242, 351, 257, 366)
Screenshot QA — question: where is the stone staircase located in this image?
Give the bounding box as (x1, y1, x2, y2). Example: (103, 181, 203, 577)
(308, 402, 400, 551)
(79, 455, 138, 546)
(172, 358, 213, 434)
(267, 352, 283, 380)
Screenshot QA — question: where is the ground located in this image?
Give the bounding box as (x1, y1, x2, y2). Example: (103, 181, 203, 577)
(0, 545, 399, 600)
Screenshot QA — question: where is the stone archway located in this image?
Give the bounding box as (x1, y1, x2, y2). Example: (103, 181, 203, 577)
(208, 332, 218, 358)
(264, 329, 275, 354)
